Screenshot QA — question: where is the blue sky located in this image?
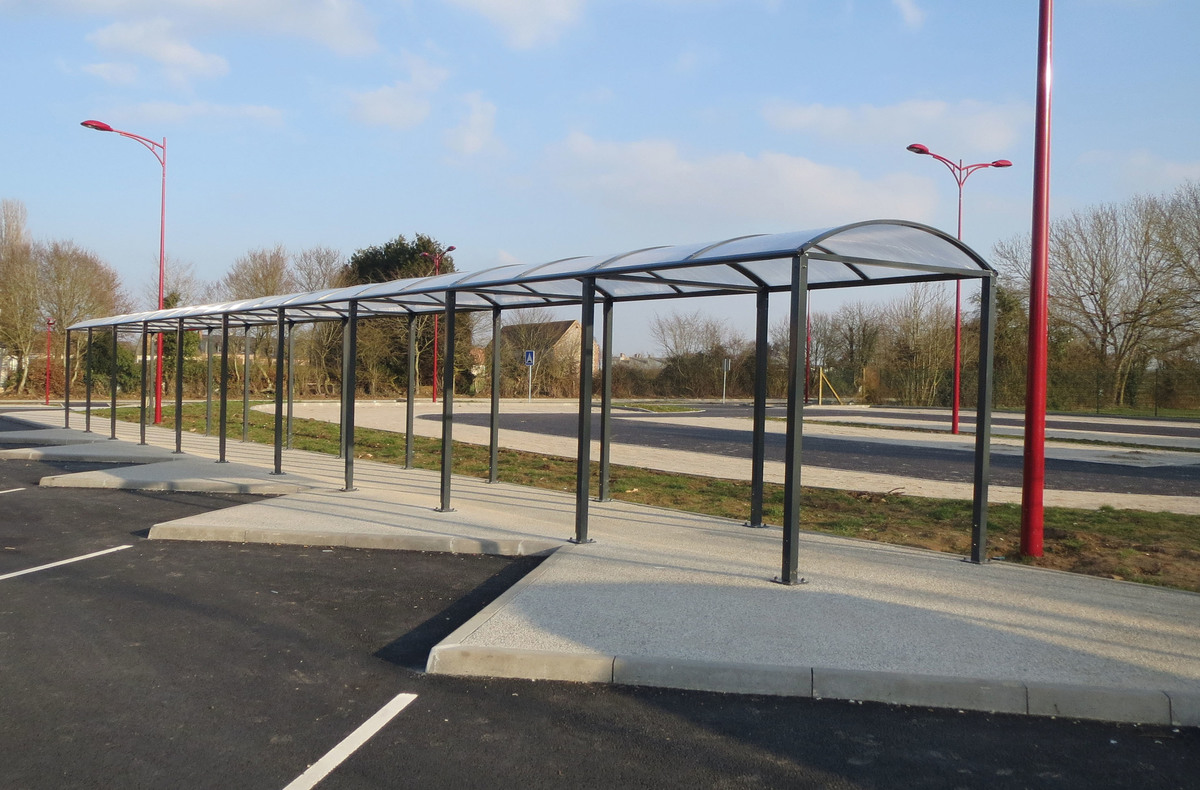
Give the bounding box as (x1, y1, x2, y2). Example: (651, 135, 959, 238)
(3, 0, 1198, 354)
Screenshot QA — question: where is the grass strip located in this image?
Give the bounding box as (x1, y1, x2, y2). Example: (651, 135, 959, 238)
(107, 403, 1200, 593)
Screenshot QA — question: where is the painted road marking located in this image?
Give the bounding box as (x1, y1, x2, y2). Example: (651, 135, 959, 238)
(0, 545, 133, 581)
(0, 488, 25, 495)
(283, 692, 418, 790)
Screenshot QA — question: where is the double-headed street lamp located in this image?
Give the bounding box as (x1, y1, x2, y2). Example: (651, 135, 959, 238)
(906, 143, 1012, 435)
(81, 119, 167, 424)
(44, 318, 55, 406)
(420, 246, 456, 403)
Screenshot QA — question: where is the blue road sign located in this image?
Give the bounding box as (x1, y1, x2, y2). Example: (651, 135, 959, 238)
(524, 350, 535, 366)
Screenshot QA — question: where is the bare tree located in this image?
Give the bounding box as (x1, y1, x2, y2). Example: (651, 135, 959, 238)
(38, 240, 130, 379)
(877, 284, 954, 406)
(0, 200, 40, 393)
(996, 195, 1195, 405)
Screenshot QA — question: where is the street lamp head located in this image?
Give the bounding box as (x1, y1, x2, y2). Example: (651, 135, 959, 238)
(991, 159, 1013, 168)
(906, 143, 930, 155)
(81, 120, 114, 132)
(445, 245, 456, 253)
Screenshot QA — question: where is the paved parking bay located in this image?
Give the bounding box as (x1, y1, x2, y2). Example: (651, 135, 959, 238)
(2, 452, 1199, 788)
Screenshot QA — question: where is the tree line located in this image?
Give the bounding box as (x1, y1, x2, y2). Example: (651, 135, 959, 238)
(4, 181, 1197, 413)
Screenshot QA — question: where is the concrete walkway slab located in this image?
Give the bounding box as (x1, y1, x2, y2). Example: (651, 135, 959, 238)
(0, 441, 187, 464)
(6, 408, 1199, 726)
(0, 428, 110, 447)
(38, 457, 324, 494)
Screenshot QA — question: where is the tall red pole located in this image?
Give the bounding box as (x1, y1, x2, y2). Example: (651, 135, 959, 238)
(432, 255, 440, 404)
(1021, 0, 1054, 558)
(79, 120, 167, 423)
(44, 319, 55, 405)
(155, 136, 167, 424)
(906, 144, 1011, 435)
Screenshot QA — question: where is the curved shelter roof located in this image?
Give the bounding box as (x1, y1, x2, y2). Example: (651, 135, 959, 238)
(69, 220, 994, 333)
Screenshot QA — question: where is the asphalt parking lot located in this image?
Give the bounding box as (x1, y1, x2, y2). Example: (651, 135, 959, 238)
(1, 451, 1198, 789)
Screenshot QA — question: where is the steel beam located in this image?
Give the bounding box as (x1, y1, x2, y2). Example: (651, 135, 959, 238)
(272, 308, 285, 475)
(174, 318, 184, 454)
(598, 297, 614, 501)
(218, 314, 230, 462)
(139, 324, 149, 445)
(109, 328, 118, 440)
(573, 279, 596, 544)
(438, 293, 457, 512)
(489, 307, 501, 483)
(779, 256, 809, 585)
(971, 273, 997, 563)
(749, 288, 769, 527)
(84, 327, 93, 433)
(341, 301, 358, 491)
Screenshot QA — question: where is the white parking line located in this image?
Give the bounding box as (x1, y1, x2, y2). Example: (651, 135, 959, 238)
(0, 488, 25, 495)
(282, 692, 418, 790)
(0, 545, 133, 581)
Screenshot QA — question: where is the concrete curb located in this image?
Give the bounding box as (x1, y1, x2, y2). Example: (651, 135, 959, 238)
(429, 642, 1195, 726)
(149, 520, 564, 557)
(426, 547, 1196, 727)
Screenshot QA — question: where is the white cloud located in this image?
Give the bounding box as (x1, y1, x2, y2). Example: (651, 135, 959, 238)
(1079, 149, 1200, 194)
(891, 0, 925, 29)
(88, 18, 228, 82)
(124, 100, 285, 125)
(82, 61, 140, 84)
(445, 92, 499, 155)
(25, 0, 377, 54)
(350, 54, 449, 130)
(763, 98, 1028, 154)
(443, 0, 585, 48)
(548, 132, 938, 233)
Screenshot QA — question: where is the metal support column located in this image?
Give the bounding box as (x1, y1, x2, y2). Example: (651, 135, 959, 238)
(139, 324, 149, 445)
(438, 293, 457, 512)
(749, 288, 769, 527)
(573, 279, 597, 544)
(286, 321, 295, 450)
(218, 314, 230, 463)
(598, 297, 613, 501)
(778, 256, 809, 585)
(272, 309, 286, 475)
(971, 273, 997, 563)
(205, 329, 214, 436)
(405, 315, 416, 469)
(488, 307, 501, 483)
(109, 328, 119, 440)
(242, 325, 251, 442)
(64, 329, 72, 428)
(341, 301, 358, 491)
(84, 327, 93, 433)
(174, 318, 184, 454)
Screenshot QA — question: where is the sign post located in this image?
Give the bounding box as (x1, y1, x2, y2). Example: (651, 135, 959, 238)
(524, 350, 535, 402)
(722, 358, 731, 403)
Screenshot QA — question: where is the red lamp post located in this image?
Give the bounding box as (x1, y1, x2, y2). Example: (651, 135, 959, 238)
(906, 143, 1012, 435)
(1020, 0, 1055, 559)
(81, 119, 167, 424)
(420, 246, 456, 403)
(44, 318, 55, 405)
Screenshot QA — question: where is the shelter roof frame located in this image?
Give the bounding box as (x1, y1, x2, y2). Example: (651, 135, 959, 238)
(68, 220, 994, 334)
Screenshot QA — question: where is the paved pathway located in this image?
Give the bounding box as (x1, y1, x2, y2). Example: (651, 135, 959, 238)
(4, 406, 1198, 727)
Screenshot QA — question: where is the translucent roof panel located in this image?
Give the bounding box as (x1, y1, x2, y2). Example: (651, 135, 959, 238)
(68, 221, 992, 331)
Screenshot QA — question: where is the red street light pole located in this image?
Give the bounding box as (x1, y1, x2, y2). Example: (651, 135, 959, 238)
(420, 246, 456, 403)
(1021, 0, 1055, 559)
(44, 318, 55, 405)
(906, 143, 1012, 435)
(81, 119, 167, 424)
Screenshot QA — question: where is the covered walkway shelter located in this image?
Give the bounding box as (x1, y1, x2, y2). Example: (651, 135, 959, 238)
(65, 220, 997, 584)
